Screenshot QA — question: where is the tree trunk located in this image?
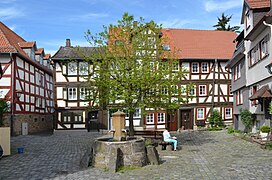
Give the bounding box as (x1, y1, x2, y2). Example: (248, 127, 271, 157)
(128, 111, 134, 136)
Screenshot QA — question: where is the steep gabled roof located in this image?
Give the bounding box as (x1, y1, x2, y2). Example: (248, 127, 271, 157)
(18, 41, 36, 49)
(162, 29, 237, 60)
(245, 0, 270, 9)
(52, 46, 97, 60)
(35, 48, 44, 55)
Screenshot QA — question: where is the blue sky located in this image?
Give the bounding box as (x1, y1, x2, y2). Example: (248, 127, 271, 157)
(1, 0, 243, 55)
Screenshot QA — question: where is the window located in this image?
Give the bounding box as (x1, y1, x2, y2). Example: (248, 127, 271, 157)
(189, 86, 195, 96)
(197, 108, 205, 120)
(146, 113, 154, 124)
(79, 62, 88, 75)
(229, 85, 233, 95)
(173, 62, 179, 71)
(80, 88, 89, 100)
(225, 108, 232, 119)
(201, 62, 208, 73)
(246, 11, 250, 29)
(199, 85, 207, 96)
(236, 90, 243, 105)
(260, 37, 268, 59)
(157, 113, 165, 123)
(191, 63, 199, 73)
(68, 62, 77, 75)
(68, 87, 77, 100)
(234, 63, 241, 81)
(172, 85, 179, 95)
(161, 86, 168, 95)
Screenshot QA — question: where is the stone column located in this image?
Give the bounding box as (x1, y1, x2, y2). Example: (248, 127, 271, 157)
(112, 111, 125, 141)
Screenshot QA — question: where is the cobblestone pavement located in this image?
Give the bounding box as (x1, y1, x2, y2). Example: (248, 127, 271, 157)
(1, 130, 272, 180)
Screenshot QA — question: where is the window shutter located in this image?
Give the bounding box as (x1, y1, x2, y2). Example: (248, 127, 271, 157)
(63, 87, 67, 100)
(62, 63, 67, 75)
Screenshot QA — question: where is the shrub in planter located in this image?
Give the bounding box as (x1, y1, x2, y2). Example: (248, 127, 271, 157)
(208, 110, 223, 128)
(260, 125, 270, 133)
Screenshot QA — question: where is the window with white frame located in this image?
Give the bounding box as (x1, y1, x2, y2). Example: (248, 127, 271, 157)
(157, 113, 165, 123)
(80, 88, 89, 100)
(197, 108, 205, 120)
(68, 87, 77, 100)
(229, 85, 233, 95)
(79, 62, 88, 75)
(173, 62, 179, 71)
(191, 62, 199, 73)
(234, 63, 241, 80)
(225, 108, 232, 119)
(246, 11, 250, 29)
(201, 62, 208, 73)
(146, 113, 154, 124)
(68, 62, 77, 75)
(199, 85, 207, 96)
(236, 90, 243, 105)
(189, 86, 195, 96)
(161, 86, 168, 95)
(260, 36, 268, 59)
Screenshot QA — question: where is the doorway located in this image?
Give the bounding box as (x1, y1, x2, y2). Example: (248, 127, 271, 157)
(87, 111, 99, 131)
(180, 109, 193, 130)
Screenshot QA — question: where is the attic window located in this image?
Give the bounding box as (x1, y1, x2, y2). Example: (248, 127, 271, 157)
(162, 44, 170, 51)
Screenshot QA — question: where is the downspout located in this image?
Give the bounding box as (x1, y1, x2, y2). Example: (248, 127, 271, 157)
(10, 53, 15, 136)
(211, 59, 217, 117)
(263, 20, 272, 74)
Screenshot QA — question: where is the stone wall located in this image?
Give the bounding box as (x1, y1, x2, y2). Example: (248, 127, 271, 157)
(4, 114, 53, 135)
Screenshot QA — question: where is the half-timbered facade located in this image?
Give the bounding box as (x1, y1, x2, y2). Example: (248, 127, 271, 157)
(52, 39, 108, 130)
(0, 22, 54, 135)
(228, 0, 272, 132)
(159, 29, 237, 130)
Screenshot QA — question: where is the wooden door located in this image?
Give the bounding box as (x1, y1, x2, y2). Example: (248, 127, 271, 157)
(180, 110, 193, 130)
(87, 111, 99, 131)
(167, 111, 178, 131)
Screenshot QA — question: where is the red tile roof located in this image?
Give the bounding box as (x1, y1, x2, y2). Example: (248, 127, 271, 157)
(162, 29, 237, 60)
(43, 54, 51, 59)
(18, 41, 36, 48)
(245, 0, 270, 9)
(35, 48, 44, 55)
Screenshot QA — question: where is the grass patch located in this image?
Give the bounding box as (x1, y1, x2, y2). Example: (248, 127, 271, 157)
(117, 165, 139, 173)
(265, 143, 272, 150)
(207, 127, 223, 131)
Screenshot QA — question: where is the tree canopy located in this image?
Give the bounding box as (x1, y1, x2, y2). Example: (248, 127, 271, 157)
(83, 12, 194, 135)
(213, 13, 240, 33)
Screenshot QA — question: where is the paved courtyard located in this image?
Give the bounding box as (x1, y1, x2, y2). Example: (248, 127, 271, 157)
(0, 130, 272, 180)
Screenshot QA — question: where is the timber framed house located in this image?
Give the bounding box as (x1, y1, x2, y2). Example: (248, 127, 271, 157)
(51, 39, 108, 130)
(0, 22, 54, 135)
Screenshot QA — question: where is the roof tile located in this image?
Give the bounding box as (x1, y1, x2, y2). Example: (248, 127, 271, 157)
(246, 0, 270, 9)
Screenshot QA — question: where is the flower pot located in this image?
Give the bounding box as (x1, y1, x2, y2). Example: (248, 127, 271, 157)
(260, 132, 269, 141)
(0, 127, 10, 156)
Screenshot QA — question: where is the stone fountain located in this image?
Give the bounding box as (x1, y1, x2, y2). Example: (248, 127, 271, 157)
(91, 111, 147, 172)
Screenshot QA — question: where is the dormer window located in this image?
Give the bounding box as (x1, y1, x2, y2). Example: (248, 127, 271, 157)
(245, 11, 250, 29)
(162, 44, 170, 51)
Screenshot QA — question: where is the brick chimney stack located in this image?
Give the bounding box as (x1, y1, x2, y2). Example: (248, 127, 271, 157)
(66, 39, 71, 47)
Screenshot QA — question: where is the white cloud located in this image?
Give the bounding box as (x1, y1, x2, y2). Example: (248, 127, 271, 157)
(0, 7, 24, 20)
(204, 0, 243, 12)
(0, 0, 17, 4)
(159, 19, 193, 28)
(9, 25, 16, 31)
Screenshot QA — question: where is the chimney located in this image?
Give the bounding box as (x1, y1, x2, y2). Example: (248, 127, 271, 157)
(66, 39, 71, 47)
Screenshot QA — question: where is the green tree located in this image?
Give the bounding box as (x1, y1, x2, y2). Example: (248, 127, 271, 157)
(208, 109, 223, 127)
(213, 13, 240, 33)
(240, 109, 253, 133)
(84, 12, 193, 136)
(0, 99, 9, 127)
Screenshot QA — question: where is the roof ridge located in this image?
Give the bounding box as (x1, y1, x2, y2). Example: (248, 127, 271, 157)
(0, 21, 25, 42)
(162, 28, 236, 33)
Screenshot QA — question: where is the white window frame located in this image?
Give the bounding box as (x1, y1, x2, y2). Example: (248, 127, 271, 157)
(173, 62, 179, 71)
(80, 88, 89, 100)
(79, 62, 88, 75)
(260, 37, 268, 59)
(157, 113, 165, 123)
(67, 62, 77, 76)
(197, 108, 205, 120)
(199, 85, 207, 96)
(68, 87, 77, 100)
(191, 62, 199, 73)
(201, 62, 208, 73)
(225, 108, 232, 119)
(146, 113, 154, 124)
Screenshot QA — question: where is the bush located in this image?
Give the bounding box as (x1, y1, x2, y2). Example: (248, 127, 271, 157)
(0, 99, 9, 127)
(207, 127, 223, 131)
(260, 125, 270, 133)
(208, 110, 223, 127)
(240, 109, 253, 133)
(227, 127, 235, 134)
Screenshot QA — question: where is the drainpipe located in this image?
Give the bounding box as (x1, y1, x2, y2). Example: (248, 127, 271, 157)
(263, 20, 272, 74)
(211, 59, 217, 115)
(10, 53, 15, 136)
